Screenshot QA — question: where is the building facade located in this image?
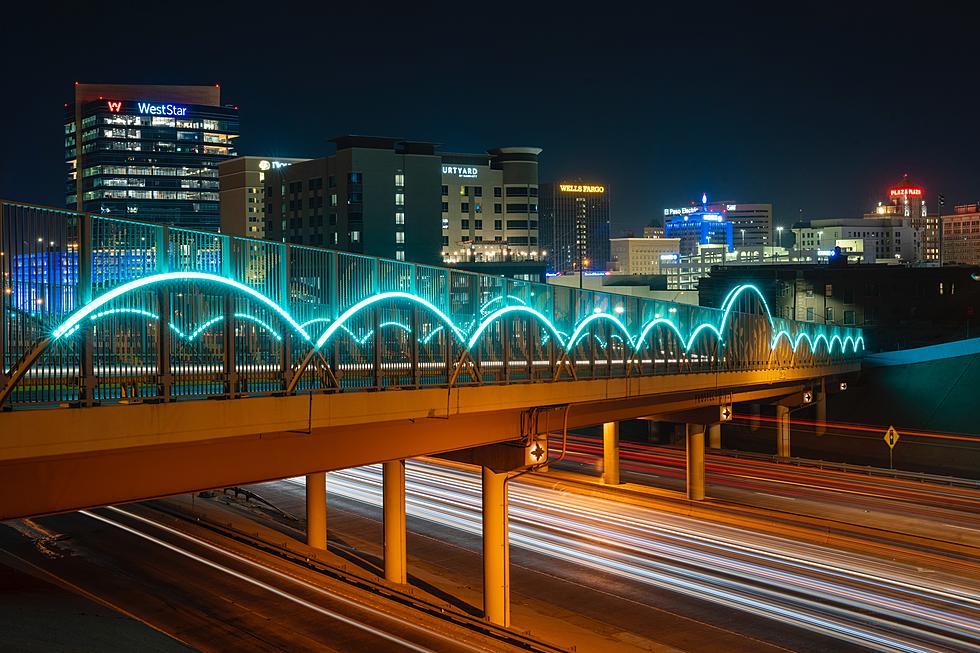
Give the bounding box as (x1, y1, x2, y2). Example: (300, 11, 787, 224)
(698, 263, 980, 351)
(539, 182, 611, 273)
(664, 203, 733, 255)
(263, 136, 443, 264)
(866, 175, 939, 262)
(609, 237, 680, 275)
(942, 203, 980, 266)
(793, 217, 918, 262)
(440, 147, 543, 265)
(665, 200, 771, 249)
(66, 83, 239, 230)
(219, 156, 307, 238)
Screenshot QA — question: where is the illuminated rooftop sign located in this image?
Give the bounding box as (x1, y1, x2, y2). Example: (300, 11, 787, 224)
(105, 100, 189, 116)
(560, 184, 605, 193)
(665, 207, 698, 216)
(138, 102, 188, 116)
(889, 187, 922, 197)
(442, 165, 479, 178)
(258, 160, 292, 171)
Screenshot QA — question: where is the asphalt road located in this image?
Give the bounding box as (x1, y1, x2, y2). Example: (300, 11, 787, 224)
(275, 461, 978, 652)
(0, 505, 533, 652)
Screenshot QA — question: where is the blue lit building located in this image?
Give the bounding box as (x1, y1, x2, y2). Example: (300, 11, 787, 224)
(66, 83, 239, 230)
(664, 195, 734, 255)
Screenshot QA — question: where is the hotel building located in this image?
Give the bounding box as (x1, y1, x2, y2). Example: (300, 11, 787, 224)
(219, 156, 307, 238)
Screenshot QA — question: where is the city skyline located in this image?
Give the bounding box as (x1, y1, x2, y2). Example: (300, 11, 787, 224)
(2, 6, 978, 236)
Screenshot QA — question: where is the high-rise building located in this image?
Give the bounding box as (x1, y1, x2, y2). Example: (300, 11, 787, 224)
(440, 147, 543, 265)
(942, 203, 980, 266)
(866, 175, 938, 262)
(66, 83, 239, 230)
(664, 199, 771, 249)
(664, 196, 733, 255)
(219, 156, 307, 238)
(539, 182, 611, 273)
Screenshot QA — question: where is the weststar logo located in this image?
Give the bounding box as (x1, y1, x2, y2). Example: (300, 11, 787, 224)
(107, 101, 122, 113)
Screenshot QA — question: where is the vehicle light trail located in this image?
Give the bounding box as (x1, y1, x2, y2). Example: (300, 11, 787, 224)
(291, 461, 980, 653)
(80, 507, 478, 653)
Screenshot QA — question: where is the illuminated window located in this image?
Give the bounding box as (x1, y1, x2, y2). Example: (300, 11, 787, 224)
(395, 212, 405, 225)
(395, 250, 405, 261)
(394, 173, 405, 186)
(395, 231, 405, 243)
(395, 193, 405, 206)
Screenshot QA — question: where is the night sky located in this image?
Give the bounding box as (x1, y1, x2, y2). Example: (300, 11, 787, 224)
(2, 5, 977, 236)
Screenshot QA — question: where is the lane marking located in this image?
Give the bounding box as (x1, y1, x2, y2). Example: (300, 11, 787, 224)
(83, 509, 444, 653)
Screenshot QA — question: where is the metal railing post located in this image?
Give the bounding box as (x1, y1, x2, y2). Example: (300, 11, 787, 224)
(78, 211, 95, 406)
(280, 245, 292, 391)
(221, 235, 237, 398)
(156, 225, 171, 401)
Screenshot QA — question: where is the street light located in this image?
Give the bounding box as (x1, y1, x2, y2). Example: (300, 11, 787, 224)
(776, 226, 784, 259)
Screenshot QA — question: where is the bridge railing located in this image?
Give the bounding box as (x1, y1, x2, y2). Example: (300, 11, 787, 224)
(0, 201, 863, 408)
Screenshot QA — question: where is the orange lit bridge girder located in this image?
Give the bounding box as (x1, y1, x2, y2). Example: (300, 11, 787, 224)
(0, 363, 855, 520)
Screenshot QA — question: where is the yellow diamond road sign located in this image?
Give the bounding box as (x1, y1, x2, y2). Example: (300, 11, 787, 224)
(884, 425, 900, 449)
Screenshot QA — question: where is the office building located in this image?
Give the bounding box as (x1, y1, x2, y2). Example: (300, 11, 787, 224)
(66, 83, 239, 230)
(610, 237, 681, 275)
(664, 196, 733, 255)
(865, 175, 939, 261)
(440, 147, 544, 265)
(793, 217, 918, 262)
(539, 181, 611, 273)
(643, 225, 665, 239)
(219, 156, 307, 238)
(665, 199, 771, 248)
(942, 203, 980, 266)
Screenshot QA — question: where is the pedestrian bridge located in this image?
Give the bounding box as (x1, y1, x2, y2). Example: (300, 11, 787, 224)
(0, 201, 863, 518)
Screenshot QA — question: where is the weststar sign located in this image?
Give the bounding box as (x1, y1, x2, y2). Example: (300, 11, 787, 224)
(105, 100, 188, 117)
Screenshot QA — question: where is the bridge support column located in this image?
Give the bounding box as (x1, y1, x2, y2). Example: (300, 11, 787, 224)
(750, 403, 761, 431)
(708, 422, 722, 449)
(686, 423, 705, 501)
(815, 383, 827, 436)
(602, 421, 620, 485)
(482, 465, 510, 627)
(383, 460, 407, 584)
(306, 471, 327, 550)
(776, 405, 791, 457)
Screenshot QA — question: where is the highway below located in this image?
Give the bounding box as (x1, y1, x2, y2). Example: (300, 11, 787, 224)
(553, 433, 980, 541)
(0, 504, 551, 652)
(218, 448, 980, 653)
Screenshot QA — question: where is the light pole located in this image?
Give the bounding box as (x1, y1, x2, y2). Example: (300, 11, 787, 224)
(776, 226, 784, 260)
(579, 257, 590, 289)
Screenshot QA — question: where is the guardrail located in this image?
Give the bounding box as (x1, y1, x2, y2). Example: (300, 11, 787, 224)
(0, 201, 863, 408)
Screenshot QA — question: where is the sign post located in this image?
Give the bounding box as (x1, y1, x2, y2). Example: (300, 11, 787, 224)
(883, 425, 900, 469)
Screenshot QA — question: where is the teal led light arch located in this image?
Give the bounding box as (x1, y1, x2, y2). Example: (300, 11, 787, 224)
(86, 306, 284, 342)
(51, 272, 311, 342)
(48, 275, 863, 368)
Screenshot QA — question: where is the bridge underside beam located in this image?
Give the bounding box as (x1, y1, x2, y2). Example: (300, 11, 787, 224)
(0, 368, 852, 519)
